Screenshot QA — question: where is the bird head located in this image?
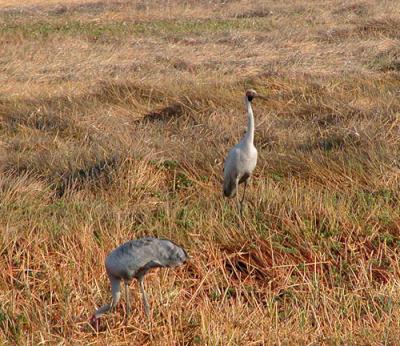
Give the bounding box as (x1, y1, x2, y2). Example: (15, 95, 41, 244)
(245, 89, 257, 102)
(167, 245, 189, 267)
(245, 89, 267, 102)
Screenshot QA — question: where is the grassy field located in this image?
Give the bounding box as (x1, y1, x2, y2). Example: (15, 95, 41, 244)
(1, 0, 400, 344)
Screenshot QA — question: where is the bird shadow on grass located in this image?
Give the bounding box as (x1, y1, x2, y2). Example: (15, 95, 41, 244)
(144, 103, 185, 123)
(55, 154, 120, 197)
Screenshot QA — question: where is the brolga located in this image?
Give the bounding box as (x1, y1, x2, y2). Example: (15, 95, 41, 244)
(90, 237, 188, 326)
(223, 89, 266, 216)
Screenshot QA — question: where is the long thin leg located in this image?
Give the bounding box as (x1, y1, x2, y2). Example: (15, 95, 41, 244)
(125, 281, 131, 318)
(234, 179, 241, 217)
(91, 276, 121, 328)
(138, 277, 150, 319)
(239, 180, 248, 217)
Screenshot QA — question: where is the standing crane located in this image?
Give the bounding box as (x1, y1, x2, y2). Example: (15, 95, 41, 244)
(90, 237, 188, 326)
(223, 89, 266, 216)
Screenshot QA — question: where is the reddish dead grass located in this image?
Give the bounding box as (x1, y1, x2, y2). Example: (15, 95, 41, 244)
(1, 0, 400, 344)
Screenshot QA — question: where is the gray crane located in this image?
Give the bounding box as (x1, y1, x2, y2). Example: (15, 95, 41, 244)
(90, 237, 188, 326)
(223, 89, 266, 215)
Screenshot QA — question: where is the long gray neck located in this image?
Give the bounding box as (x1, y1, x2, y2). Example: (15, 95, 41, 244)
(243, 97, 255, 145)
(94, 276, 121, 318)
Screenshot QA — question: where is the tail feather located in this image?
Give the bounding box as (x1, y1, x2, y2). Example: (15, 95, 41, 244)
(223, 178, 237, 198)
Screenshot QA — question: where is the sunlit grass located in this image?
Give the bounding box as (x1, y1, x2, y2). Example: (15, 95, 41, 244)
(1, 0, 400, 344)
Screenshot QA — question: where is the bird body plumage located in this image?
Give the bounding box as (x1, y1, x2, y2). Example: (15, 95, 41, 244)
(106, 238, 169, 281)
(223, 140, 257, 198)
(91, 237, 187, 323)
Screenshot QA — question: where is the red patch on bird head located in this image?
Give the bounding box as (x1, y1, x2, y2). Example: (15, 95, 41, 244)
(245, 89, 258, 98)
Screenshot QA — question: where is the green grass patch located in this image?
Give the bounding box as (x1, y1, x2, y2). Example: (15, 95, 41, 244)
(0, 17, 274, 41)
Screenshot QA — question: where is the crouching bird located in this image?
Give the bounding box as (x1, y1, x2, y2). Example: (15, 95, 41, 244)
(90, 237, 188, 326)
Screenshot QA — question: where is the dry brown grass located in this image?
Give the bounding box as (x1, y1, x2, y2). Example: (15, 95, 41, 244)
(1, 0, 400, 344)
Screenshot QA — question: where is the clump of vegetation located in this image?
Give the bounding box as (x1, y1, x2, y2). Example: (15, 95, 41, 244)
(369, 46, 400, 72)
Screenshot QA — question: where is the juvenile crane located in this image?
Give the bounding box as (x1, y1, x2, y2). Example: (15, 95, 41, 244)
(223, 89, 266, 215)
(90, 237, 188, 326)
